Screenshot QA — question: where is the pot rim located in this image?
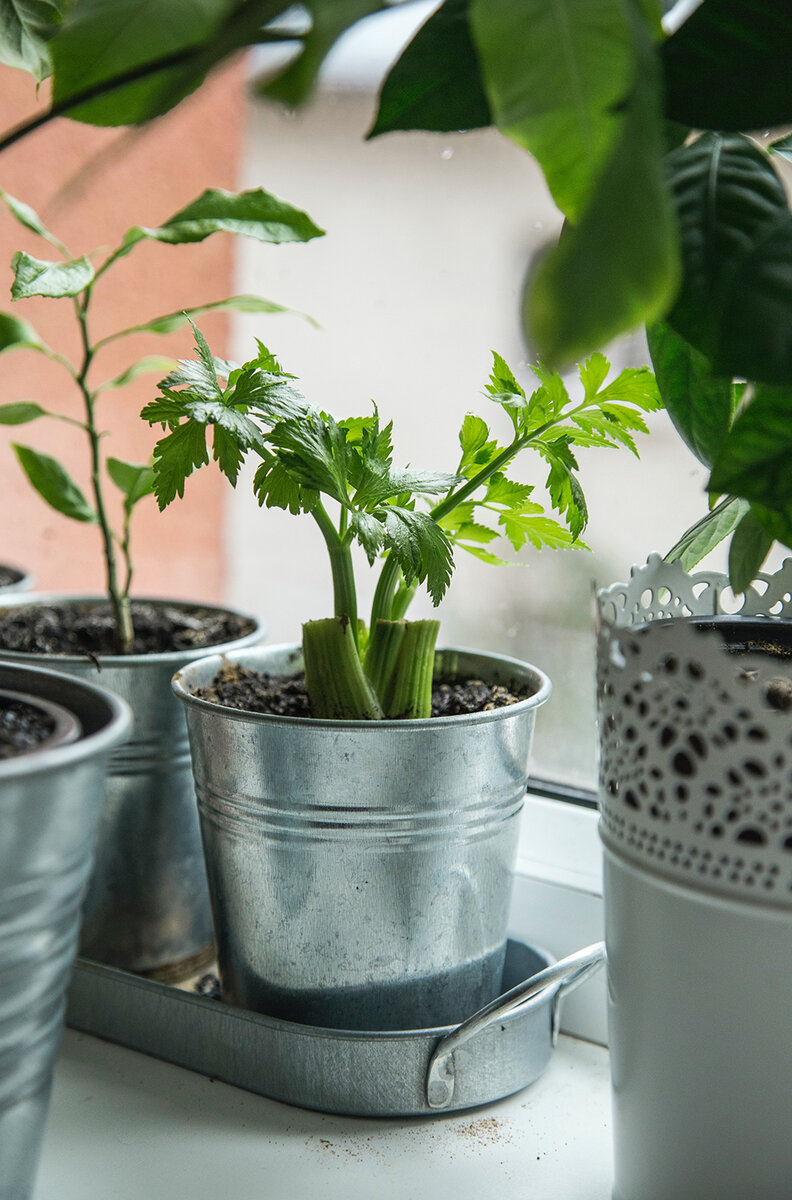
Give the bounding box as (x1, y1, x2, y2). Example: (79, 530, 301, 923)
(0, 661, 131, 779)
(0, 686, 81, 757)
(0, 593, 264, 669)
(172, 641, 552, 730)
(0, 564, 33, 592)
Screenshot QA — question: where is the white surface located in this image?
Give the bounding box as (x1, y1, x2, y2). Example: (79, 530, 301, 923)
(34, 1030, 612, 1200)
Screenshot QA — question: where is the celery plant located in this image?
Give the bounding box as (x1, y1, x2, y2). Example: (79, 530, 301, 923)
(144, 325, 660, 718)
(0, 186, 322, 652)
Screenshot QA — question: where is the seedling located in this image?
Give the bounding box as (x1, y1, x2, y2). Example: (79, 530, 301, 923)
(144, 325, 660, 719)
(0, 186, 323, 652)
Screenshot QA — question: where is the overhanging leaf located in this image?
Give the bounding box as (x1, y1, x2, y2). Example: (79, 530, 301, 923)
(12, 443, 97, 522)
(646, 320, 733, 467)
(470, 0, 635, 223)
(525, 7, 679, 367)
(666, 133, 792, 385)
(709, 383, 792, 511)
(728, 507, 773, 593)
(661, 0, 792, 132)
(369, 0, 491, 139)
(11, 250, 94, 299)
(0, 0, 61, 81)
(665, 495, 750, 570)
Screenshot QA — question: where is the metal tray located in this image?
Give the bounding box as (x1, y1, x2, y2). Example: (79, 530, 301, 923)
(66, 939, 604, 1117)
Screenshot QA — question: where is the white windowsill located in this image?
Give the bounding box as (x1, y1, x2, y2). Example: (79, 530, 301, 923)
(35, 1028, 612, 1200)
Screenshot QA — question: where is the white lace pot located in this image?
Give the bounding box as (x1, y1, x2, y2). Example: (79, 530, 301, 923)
(597, 556, 792, 1200)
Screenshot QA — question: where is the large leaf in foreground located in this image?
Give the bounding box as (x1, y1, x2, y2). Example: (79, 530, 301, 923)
(646, 320, 733, 467)
(709, 384, 792, 513)
(667, 133, 792, 385)
(470, 0, 635, 223)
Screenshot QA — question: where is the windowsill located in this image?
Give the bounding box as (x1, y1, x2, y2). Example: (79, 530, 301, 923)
(35, 1028, 612, 1200)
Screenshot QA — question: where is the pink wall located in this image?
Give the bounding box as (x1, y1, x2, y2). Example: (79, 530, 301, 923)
(0, 60, 246, 603)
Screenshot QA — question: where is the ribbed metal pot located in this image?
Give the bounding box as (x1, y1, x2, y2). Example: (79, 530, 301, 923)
(0, 565, 33, 593)
(0, 662, 130, 1200)
(0, 596, 264, 978)
(173, 644, 551, 1031)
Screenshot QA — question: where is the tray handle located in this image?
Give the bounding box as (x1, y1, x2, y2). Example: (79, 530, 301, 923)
(425, 942, 606, 1110)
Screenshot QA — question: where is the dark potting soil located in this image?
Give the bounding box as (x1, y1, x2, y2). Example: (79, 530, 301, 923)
(0, 696, 55, 759)
(0, 601, 256, 657)
(196, 661, 531, 719)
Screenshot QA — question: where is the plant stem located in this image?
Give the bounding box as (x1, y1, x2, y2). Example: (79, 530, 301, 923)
(302, 618, 383, 720)
(75, 293, 133, 654)
(312, 501, 359, 646)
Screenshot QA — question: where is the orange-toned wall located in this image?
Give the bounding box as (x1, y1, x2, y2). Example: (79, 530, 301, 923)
(0, 60, 246, 603)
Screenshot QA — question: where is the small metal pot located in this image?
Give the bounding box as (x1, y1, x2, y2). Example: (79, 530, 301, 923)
(0, 688, 81, 755)
(0, 596, 264, 978)
(0, 662, 130, 1200)
(173, 643, 551, 1031)
(0, 565, 33, 594)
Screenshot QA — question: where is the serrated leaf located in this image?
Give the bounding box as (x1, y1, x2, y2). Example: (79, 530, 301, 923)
(0, 312, 48, 354)
(500, 509, 579, 551)
(0, 0, 61, 82)
(459, 543, 512, 566)
(485, 473, 534, 508)
(578, 353, 610, 400)
(12, 443, 97, 522)
(106, 456, 156, 513)
(728, 508, 774, 594)
(486, 351, 526, 405)
(541, 440, 588, 540)
(96, 355, 175, 391)
(665, 496, 750, 571)
(452, 521, 500, 545)
(459, 414, 489, 459)
(369, 0, 491, 139)
(267, 412, 349, 505)
(379, 507, 454, 605)
(349, 509, 385, 564)
(0, 401, 48, 424)
(11, 250, 94, 299)
(149, 419, 210, 509)
(596, 365, 661, 411)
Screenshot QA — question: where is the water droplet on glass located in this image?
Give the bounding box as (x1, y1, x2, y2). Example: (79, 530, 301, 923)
(440, 147, 454, 160)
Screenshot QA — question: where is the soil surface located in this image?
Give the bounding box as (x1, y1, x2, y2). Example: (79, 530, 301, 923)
(0, 566, 23, 590)
(0, 695, 55, 759)
(196, 662, 531, 719)
(0, 601, 256, 657)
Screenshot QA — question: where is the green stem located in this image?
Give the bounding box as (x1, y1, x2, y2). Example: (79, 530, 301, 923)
(312, 502, 359, 646)
(364, 618, 406, 705)
(75, 293, 133, 654)
(375, 619, 439, 719)
(302, 618, 383, 720)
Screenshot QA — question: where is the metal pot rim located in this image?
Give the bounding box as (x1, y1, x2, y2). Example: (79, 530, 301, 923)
(0, 661, 131, 779)
(173, 642, 552, 730)
(0, 593, 264, 669)
(0, 564, 33, 592)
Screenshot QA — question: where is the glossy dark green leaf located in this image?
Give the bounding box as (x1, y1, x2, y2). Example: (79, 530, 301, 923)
(728, 507, 774, 593)
(12, 443, 97, 522)
(260, 1, 383, 108)
(0, 0, 61, 81)
(470, 0, 634, 222)
(11, 251, 94, 299)
(368, 0, 491, 139)
(661, 0, 792, 132)
(0, 401, 48, 424)
(525, 10, 678, 367)
(646, 321, 733, 467)
(667, 133, 792, 385)
(709, 383, 792, 514)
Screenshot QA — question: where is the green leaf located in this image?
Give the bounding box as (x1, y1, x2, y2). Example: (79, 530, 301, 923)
(666, 133, 792, 386)
(500, 509, 579, 552)
(12, 443, 97, 522)
(116, 187, 324, 263)
(470, 0, 635, 223)
(540, 438, 588, 540)
(149, 418, 210, 509)
(728, 507, 774, 594)
(0, 0, 61, 82)
(709, 383, 792, 512)
(253, 453, 308, 515)
(96, 355, 175, 391)
(49, 0, 235, 126)
(11, 250, 94, 299)
(260, 1, 384, 108)
(458, 543, 512, 566)
(368, 0, 491, 139)
(665, 495, 750, 570)
(0, 188, 67, 251)
(0, 312, 48, 354)
(378, 506, 454, 605)
(646, 321, 733, 467)
(267, 411, 349, 504)
(770, 133, 792, 167)
(0, 401, 48, 424)
(106, 456, 156, 513)
(525, 7, 679, 368)
(102, 294, 312, 344)
(661, 0, 792, 132)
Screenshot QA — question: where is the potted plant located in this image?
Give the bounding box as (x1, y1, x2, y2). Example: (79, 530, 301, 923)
(0, 661, 130, 1200)
(0, 184, 323, 979)
(144, 323, 659, 1029)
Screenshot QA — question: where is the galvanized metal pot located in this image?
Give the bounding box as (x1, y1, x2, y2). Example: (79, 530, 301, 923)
(0, 662, 130, 1200)
(598, 557, 792, 1200)
(0, 596, 264, 978)
(0, 565, 33, 593)
(173, 643, 551, 1031)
